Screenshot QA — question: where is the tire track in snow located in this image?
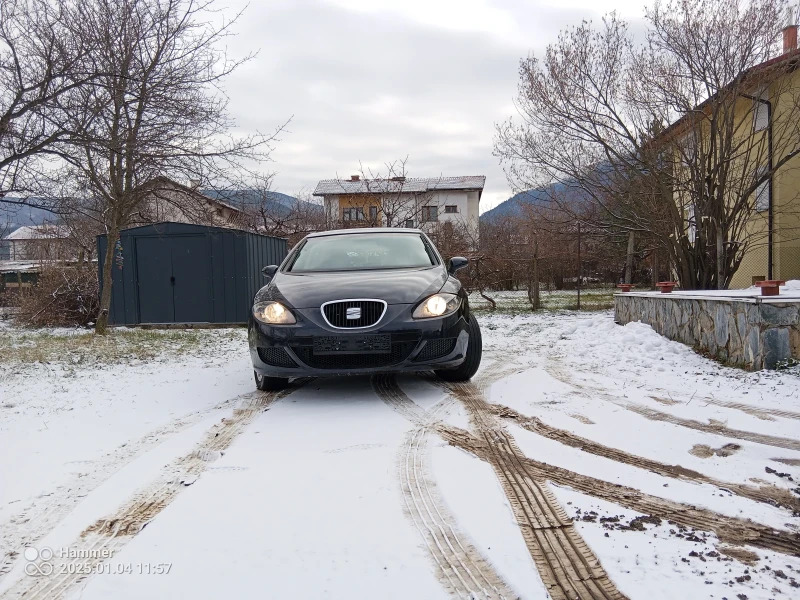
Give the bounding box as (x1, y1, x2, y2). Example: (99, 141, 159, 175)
(441, 379, 629, 600)
(371, 375, 517, 600)
(693, 397, 800, 422)
(488, 403, 800, 512)
(545, 357, 800, 452)
(437, 424, 800, 558)
(468, 361, 800, 557)
(1, 383, 306, 600)
(647, 389, 800, 421)
(0, 391, 246, 583)
(625, 403, 800, 451)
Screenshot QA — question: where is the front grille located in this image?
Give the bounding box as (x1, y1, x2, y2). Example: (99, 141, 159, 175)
(415, 338, 457, 361)
(322, 300, 385, 328)
(294, 341, 416, 370)
(257, 347, 298, 368)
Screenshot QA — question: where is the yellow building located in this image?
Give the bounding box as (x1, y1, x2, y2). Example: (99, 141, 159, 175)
(731, 34, 800, 288)
(661, 23, 800, 288)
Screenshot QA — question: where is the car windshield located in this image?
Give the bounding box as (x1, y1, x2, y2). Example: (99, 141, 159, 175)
(287, 232, 436, 272)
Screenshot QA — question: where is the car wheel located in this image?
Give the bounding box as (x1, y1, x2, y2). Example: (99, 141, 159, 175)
(254, 370, 288, 391)
(435, 316, 482, 382)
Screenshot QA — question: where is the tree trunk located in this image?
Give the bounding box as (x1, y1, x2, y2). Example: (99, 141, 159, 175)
(716, 225, 724, 290)
(625, 230, 635, 284)
(553, 269, 564, 290)
(530, 238, 540, 310)
(95, 227, 120, 335)
(475, 260, 496, 311)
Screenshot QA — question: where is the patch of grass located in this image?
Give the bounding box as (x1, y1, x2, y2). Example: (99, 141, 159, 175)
(470, 289, 615, 314)
(0, 327, 245, 367)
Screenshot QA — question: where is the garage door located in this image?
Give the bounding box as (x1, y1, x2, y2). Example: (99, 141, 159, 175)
(135, 236, 212, 324)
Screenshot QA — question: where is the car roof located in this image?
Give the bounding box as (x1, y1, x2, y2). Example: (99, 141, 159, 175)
(305, 227, 422, 238)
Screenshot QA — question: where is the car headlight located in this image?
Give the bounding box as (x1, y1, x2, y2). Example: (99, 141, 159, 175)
(412, 293, 461, 319)
(253, 301, 296, 324)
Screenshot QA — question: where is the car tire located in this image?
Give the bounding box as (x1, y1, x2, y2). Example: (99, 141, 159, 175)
(254, 370, 288, 391)
(435, 316, 482, 382)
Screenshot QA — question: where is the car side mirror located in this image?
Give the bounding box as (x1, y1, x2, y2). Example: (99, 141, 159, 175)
(447, 256, 468, 275)
(262, 265, 279, 279)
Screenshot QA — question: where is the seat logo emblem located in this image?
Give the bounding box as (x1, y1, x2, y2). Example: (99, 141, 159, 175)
(346, 307, 361, 320)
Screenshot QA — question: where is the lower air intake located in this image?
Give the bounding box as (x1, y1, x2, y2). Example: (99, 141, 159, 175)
(257, 347, 298, 368)
(414, 338, 457, 361)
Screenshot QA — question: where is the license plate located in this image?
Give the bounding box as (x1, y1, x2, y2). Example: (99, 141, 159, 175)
(313, 335, 391, 355)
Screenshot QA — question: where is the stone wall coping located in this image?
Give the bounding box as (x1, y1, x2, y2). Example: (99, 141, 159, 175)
(614, 291, 800, 304)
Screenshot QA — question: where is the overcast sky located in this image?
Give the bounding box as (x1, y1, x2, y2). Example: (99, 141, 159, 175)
(222, 0, 647, 212)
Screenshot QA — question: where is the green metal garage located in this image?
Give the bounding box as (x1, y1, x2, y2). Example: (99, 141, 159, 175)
(97, 223, 287, 325)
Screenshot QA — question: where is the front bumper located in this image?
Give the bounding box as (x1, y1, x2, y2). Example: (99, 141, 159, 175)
(248, 303, 470, 377)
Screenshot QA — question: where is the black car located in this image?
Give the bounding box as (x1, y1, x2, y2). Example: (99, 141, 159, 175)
(248, 228, 482, 390)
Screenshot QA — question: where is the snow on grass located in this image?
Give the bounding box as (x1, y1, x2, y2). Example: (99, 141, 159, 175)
(1, 310, 799, 599)
(468, 288, 616, 313)
(548, 485, 800, 600)
(480, 311, 800, 491)
(476, 310, 800, 594)
(0, 326, 244, 367)
(0, 326, 253, 562)
(508, 421, 791, 530)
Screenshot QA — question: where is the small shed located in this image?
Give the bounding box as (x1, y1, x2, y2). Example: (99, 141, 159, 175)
(0, 261, 41, 293)
(97, 223, 287, 325)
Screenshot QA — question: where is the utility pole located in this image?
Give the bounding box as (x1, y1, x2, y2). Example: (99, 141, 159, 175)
(577, 222, 581, 311)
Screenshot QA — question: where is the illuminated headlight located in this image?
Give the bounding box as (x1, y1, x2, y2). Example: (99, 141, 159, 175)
(253, 301, 296, 324)
(412, 293, 461, 319)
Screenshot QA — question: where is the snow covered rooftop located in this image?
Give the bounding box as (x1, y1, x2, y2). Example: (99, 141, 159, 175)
(312, 176, 486, 196)
(0, 260, 43, 273)
(3, 224, 69, 241)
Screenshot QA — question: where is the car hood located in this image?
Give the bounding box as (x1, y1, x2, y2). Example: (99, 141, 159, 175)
(266, 267, 448, 308)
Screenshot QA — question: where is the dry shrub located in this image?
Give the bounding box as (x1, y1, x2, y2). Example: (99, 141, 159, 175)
(16, 267, 99, 327)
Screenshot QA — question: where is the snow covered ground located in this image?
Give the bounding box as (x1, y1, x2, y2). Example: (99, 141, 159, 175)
(1, 313, 799, 600)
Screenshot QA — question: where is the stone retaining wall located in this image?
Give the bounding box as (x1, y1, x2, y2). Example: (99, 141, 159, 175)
(614, 294, 800, 370)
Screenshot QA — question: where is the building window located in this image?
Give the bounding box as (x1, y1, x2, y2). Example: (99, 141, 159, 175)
(404, 219, 414, 228)
(687, 205, 696, 244)
(342, 207, 365, 221)
(754, 166, 770, 212)
(368, 206, 378, 222)
(422, 206, 438, 222)
(753, 92, 769, 132)
(444, 205, 458, 214)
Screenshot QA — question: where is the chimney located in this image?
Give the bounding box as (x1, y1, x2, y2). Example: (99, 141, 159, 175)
(783, 5, 798, 53)
(350, 175, 360, 181)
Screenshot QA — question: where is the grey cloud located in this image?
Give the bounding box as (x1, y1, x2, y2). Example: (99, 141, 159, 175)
(220, 0, 635, 210)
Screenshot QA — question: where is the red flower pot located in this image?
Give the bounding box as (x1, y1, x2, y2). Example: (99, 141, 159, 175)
(655, 281, 677, 294)
(754, 280, 785, 296)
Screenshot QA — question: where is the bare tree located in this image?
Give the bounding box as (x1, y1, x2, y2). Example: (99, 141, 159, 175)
(221, 174, 325, 245)
(495, 0, 800, 290)
(0, 0, 93, 203)
(58, 0, 286, 333)
(324, 159, 444, 230)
